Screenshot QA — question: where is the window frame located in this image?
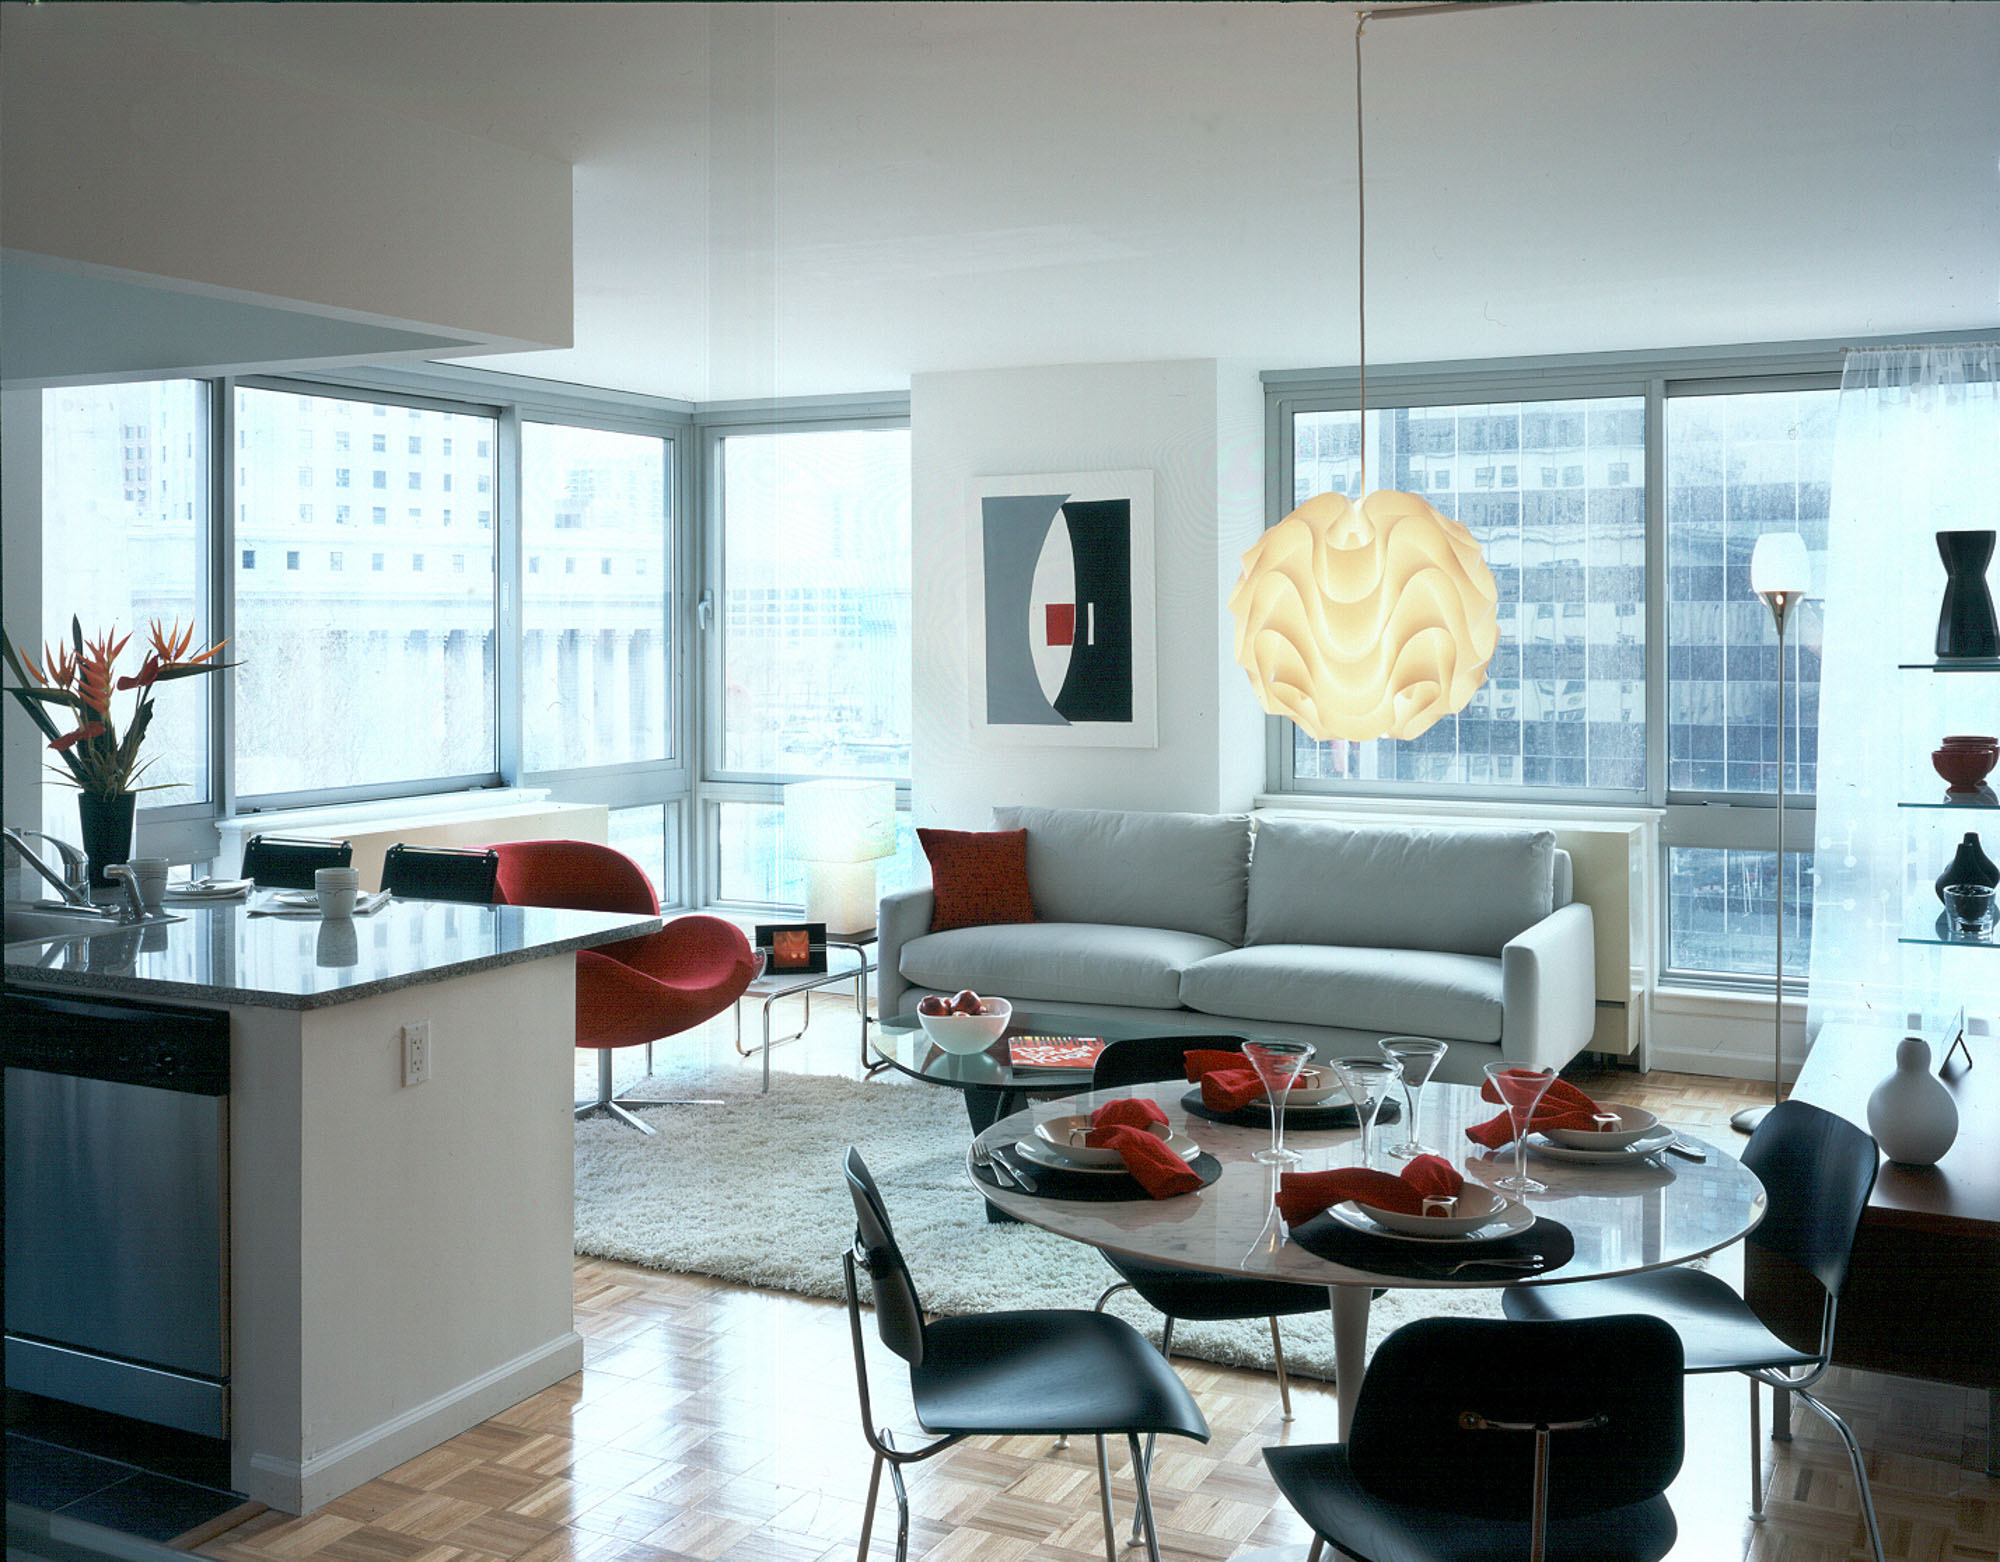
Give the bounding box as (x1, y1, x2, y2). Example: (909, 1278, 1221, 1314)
(694, 396, 912, 912)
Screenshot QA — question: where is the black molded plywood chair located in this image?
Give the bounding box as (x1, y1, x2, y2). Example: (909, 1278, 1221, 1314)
(380, 842, 500, 904)
(841, 1147, 1208, 1562)
(1263, 1314, 1684, 1562)
(239, 833, 352, 890)
(1502, 1098, 1884, 1562)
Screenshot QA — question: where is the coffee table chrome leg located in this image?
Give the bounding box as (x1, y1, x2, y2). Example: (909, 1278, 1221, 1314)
(1327, 1284, 1371, 1441)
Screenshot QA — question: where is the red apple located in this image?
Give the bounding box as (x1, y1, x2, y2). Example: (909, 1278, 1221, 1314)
(950, 989, 983, 1016)
(917, 995, 951, 1017)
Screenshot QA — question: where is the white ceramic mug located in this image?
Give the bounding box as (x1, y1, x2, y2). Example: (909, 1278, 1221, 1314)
(316, 865, 361, 920)
(109, 856, 169, 912)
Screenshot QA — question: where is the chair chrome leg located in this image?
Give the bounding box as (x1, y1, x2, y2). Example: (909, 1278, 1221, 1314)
(886, 1453, 911, 1562)
(1270, 1316, 1294, 1421)
(1127, 1432, 1163, 1562)
(1095, 1434, 1118, 1562)
(858, 1451, 884, 1562)
(1772, 1384, 1793, 1441)
(1306, 1540, 1325, 1562)
(1794, 1387, 1886, 1562)
(1127, 1318, 1174, 1546)
(1748, 1378, 1765, 1523)
(599, 1100, 658, 1135)
(1095, 1280, 1134, 1311)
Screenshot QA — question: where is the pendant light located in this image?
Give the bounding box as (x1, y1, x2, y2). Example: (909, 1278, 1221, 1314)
(1230, 10, 1499, 744)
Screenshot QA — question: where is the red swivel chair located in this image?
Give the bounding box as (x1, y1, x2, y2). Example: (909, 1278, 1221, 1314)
(492, 839, 758, 1133)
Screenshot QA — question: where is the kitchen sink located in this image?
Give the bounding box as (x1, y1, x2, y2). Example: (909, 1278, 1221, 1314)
(4, 903, 181, 949)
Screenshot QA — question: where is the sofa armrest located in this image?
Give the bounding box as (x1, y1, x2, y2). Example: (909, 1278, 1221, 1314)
(1500, 901, 1596, 1072)
(875, 887, 934, 1018)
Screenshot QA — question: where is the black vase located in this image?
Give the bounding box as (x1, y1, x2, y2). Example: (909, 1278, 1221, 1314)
(1935, 830, 2000, 903)
(1935, 530, 1999, 659)
(76, 791, 136, 889)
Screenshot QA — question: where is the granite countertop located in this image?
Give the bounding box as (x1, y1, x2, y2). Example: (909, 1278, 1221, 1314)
(1, 898, 660, 1010)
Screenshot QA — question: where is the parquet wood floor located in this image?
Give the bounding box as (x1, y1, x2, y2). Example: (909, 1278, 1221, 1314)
(187, 1005, 1996, 1562)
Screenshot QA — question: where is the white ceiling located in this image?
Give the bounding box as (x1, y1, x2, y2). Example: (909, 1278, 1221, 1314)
(64, 1, 2000, 402)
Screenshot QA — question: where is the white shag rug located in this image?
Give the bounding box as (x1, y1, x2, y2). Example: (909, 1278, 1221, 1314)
(574, 1067, 1499, 1380)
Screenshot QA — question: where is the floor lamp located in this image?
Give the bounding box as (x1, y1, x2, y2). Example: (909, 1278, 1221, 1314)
(1733, 531, 1813, 1135)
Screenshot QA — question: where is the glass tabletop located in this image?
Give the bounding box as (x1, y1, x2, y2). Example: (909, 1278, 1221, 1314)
(872, 1008, 1213, 1093)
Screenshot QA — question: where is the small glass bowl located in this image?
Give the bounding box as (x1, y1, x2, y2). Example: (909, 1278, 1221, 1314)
(1942, 881, 1996, 934)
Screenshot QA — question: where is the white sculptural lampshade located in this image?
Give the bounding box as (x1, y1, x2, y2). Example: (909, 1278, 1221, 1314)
(783, 779, 897, 936)
(1229, 489, 1499, 743)
(1750, 530, 1812, 607)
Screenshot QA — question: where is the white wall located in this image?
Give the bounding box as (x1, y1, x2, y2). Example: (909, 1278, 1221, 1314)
(909, 359, 1267, 827)
(2, 391, 43, 835)
(0, 11, 573, 386)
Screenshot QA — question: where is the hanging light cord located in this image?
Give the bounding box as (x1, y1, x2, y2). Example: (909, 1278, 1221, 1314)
(1355, 12, 1368, 497)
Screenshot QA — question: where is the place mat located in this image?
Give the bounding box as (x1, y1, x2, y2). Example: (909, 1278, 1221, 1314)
(970, 1147, 1223, 1203)
(1181, 1088, 1401, 1131)
(1289, 1208, 1574, 1282)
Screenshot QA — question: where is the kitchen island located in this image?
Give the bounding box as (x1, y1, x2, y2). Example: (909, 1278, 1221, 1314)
(4, 896, 658, 1515)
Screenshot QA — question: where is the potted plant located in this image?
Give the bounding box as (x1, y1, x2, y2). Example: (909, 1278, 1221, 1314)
(3, 617, 232, 885)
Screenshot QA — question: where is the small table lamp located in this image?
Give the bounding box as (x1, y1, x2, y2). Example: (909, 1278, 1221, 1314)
(783, 779, 896, 937)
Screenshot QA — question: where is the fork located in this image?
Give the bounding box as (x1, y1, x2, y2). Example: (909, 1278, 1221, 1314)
(1429, 1256, 1548, 1276)
(970, 1140, 1017, 1190)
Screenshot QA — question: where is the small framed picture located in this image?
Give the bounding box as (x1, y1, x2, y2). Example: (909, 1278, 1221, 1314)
(756, 922, 826, 974)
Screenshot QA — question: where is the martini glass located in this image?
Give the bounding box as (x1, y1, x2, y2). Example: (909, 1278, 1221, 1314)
(1330, 1056, 1401, 1170)
(1242, 1040, 1315, 1164)
(1483, 1061, 1558, 1194)
(1378, 1037, 1449, 1159)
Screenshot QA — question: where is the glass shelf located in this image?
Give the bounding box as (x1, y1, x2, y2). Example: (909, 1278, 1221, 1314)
(1899, 658, 2000, 672)
(1901, 908, 2000, 949)
(1899, 798, 1998, 810)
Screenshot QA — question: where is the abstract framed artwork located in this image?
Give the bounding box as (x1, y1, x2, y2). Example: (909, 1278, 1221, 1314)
(968, 469, 1157, 747)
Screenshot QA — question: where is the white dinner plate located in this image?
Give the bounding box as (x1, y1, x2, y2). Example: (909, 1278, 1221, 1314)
(1013, 1129, 1201, 1176)
(1527, 1125, 1675, 1164)
(1251, 1079, 1342, 1108)
(272, 890, 320, 908)
(1324, 1197, 1535, 1244)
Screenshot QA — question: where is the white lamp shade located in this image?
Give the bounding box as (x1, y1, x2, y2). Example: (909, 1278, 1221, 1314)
(783, 779, 896, 865)
(1227, 489, 1499, 743)
(1750, 531, 1812, 600)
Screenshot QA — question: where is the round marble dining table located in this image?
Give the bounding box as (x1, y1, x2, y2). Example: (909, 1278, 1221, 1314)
(969, 1077, 1767, 1438)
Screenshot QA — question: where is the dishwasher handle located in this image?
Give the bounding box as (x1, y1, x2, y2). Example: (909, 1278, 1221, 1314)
(4, 990, 228, 1096)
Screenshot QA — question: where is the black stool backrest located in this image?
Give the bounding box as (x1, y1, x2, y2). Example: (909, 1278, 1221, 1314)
(1349, 1314, 1684, 1521)
(240, 834, 353, 890)
(1092, 1034, 1248, 1092)
(381, 843, 501, 904)
(843, 1148, 927, 1366)
(1741, 1098, 1880, 1298)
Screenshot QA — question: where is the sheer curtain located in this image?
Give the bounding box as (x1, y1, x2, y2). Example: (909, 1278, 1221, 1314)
(1807, 343, 2000, 1040)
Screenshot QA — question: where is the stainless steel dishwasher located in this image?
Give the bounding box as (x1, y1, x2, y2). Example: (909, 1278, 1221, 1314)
(4, 988, 230, 1438)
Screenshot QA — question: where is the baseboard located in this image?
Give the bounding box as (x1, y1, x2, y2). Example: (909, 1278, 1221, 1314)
(240, 1332, 583, 1514)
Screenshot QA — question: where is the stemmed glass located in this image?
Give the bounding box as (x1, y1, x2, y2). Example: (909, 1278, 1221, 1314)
(1483, 1061, 1558, 1194)
(1241, 1040, 1316, 1165)
(1378, 1037, 1449, 1159)
(1330, 1056, 1401, 1170)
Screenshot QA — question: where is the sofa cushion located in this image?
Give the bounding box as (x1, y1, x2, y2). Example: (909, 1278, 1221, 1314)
(900, 922, 1233, 1010)
(1245, 820, 1555, 958)
(992, 805, 1252, 944)
(1179, 944, 1504, 1044)
(917, 827, 1037, 932)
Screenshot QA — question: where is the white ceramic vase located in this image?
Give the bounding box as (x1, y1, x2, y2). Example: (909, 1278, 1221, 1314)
(1865, 1036, 1959, 1167)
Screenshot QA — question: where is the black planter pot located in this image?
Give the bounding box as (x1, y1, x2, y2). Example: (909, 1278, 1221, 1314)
(76, 791, 136, 889)
(1935, 529, 1999, 659)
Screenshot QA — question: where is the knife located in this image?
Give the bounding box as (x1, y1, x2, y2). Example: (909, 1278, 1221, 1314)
(991, 1144, 1040, 1194)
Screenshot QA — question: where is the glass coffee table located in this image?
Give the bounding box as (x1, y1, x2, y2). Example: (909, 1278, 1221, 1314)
(871, 1008, 1194, 1134)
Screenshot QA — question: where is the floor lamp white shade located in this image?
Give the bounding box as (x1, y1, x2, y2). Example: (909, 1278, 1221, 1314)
(1734, 531, 1812, 1135)
(783, 780, 896, 936)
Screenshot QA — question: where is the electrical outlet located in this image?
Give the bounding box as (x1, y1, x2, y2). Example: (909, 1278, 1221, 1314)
(402, 1021, 431, 1087)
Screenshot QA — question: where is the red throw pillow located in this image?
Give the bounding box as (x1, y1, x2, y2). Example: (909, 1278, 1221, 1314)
(918, 827, 1037, 932)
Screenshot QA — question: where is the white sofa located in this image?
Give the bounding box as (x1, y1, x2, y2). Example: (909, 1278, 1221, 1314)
(877, 806, 1597, 1086)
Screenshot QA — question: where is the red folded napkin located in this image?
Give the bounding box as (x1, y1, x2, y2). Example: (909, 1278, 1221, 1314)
(1465, 1072, 1607, 1150)
(1276, 1154, 1463, 1227)
(1080, 1096, 1198, 1197)
(1184, 1048, 1306, 1113)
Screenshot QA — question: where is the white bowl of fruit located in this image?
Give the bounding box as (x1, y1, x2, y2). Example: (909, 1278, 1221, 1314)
(915, 991, 1012, 1054)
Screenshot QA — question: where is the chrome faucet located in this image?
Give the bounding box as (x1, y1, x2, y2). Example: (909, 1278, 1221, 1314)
(3, 827, 95, 909)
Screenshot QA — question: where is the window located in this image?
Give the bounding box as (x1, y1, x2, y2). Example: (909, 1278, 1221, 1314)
(40, 381, 214, 820)
(299, 432, 314, 453)
(412, 553, 425, 572)
(476, 474, 491, 494)
(453, 555, 465, 573)
(716, 425, 912, 779)
(408, 437, 422, 456)
(600, 558, 612, 575)
(242, 548, 256, 569)
(408, 472, 422, 491)
(330, 552, 344, 571)
(372, 470, 387, 489)
(372, 506, 387, 525)
(529, 556, 541, 574)
(371, 433, 386, 452)
(233, 386, 496, 798)
(285, 551, 300, 570)
(336, 505, 350, 524)
(442, 509, 453, 526)
(298, 466, 313, 486)
(335, 469, 350, 487)
(335, 432, 350, 452)
(478, 510, 491, 527)
(297, 505, 312, 523)
(442, 474, 453, 492)
(477, 439, 491, 458)
(564, 557, 576, 575)
(442, 438, 453, 456)
(1288, 398, 1645, 792)
(408, 507, 421, 521)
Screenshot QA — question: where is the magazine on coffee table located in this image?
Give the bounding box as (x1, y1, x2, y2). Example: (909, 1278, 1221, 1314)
(1006, 1035, 1109, 1072)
